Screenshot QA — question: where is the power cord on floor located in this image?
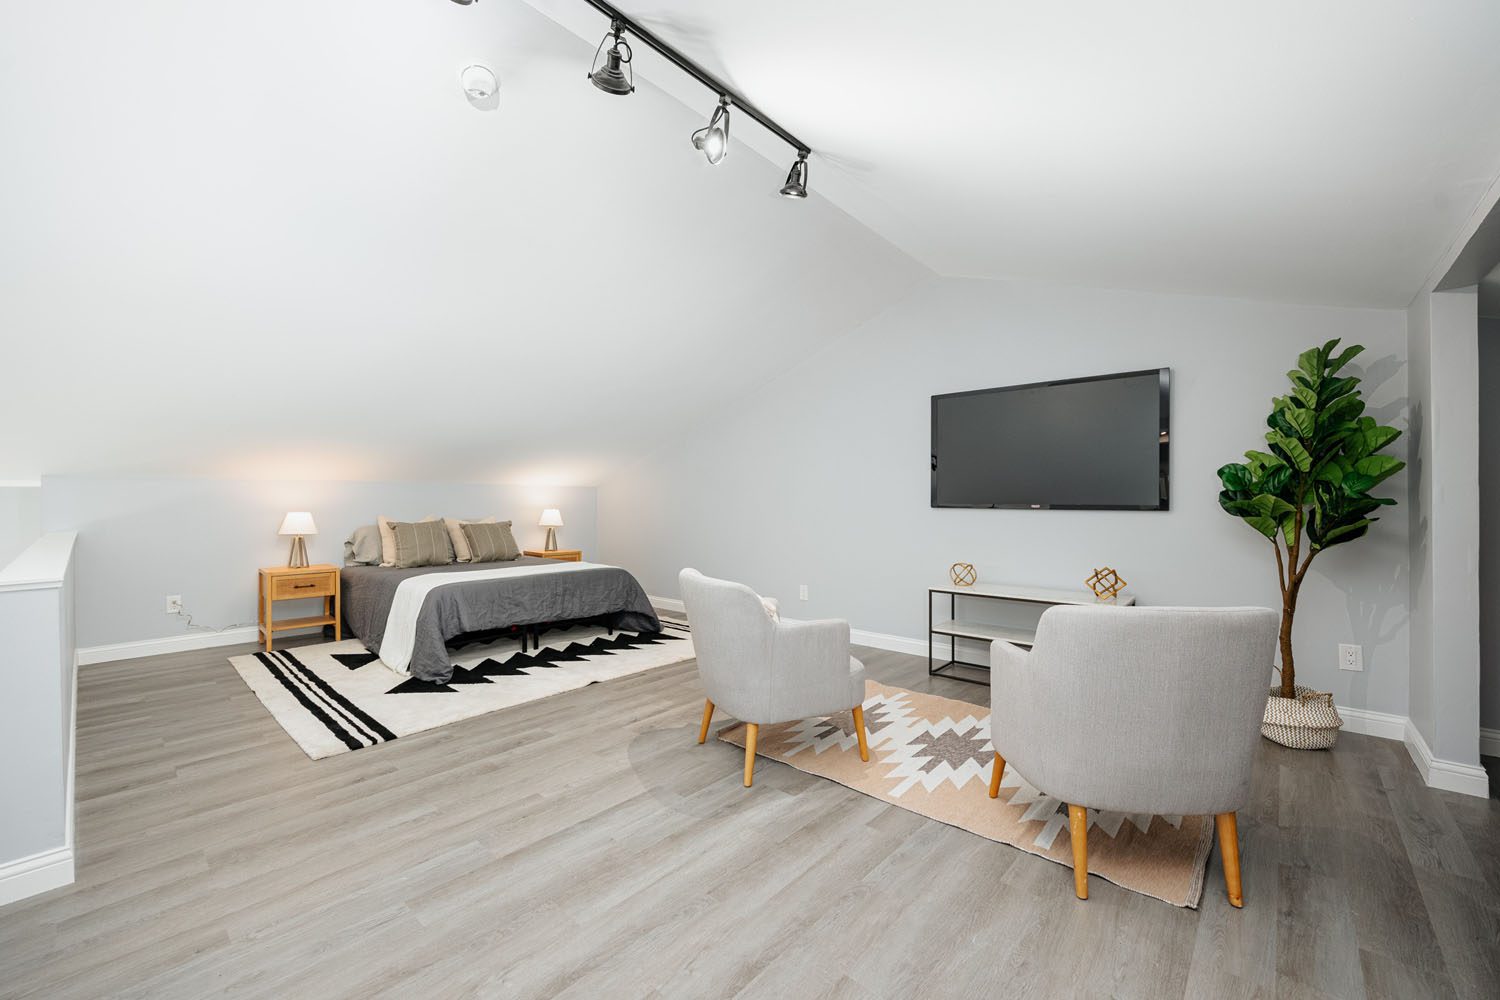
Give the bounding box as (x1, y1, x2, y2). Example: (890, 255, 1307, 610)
(171, 606, 256, 634)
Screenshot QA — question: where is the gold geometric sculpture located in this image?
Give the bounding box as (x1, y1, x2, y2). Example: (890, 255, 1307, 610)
(1085, 566, 1127, 601)
(949, 562, 977, 587)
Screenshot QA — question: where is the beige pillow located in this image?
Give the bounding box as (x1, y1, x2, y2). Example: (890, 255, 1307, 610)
(389, 519, 456, 568)
(461, 520, 521, 563)
(444, 516, 497, 563)
(377, 515, 439, 567)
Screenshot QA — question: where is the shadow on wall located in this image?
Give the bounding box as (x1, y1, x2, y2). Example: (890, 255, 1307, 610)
(1326, 353, 1411, 684)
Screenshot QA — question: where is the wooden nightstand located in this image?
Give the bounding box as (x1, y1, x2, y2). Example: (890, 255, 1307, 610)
(258, 564, 341, 651)
(523, 549, 582, 562)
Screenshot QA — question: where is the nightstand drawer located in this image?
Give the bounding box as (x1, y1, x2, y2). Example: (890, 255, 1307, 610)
(271, 572, 336, 600)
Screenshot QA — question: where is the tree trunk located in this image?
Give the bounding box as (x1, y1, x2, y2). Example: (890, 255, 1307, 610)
(1278, 581, 1299, 699)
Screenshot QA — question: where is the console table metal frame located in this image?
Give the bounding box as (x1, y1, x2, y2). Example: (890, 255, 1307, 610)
(927, 582, 1136, 686)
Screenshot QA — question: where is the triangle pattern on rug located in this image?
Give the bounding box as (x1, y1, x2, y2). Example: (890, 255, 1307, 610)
(230, 622, 695, 761)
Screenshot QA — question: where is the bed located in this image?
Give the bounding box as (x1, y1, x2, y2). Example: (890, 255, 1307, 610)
(340, 557, 662, 684)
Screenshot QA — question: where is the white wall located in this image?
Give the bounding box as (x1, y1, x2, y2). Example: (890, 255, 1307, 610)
(1404, 288, 1483, 766)
(41, 477, 596, 651)
(1478, 316, 1500, 735)
(0, 533, 77, 905)
(0, 485, 42, 569)
(599, 276, 1412, 716)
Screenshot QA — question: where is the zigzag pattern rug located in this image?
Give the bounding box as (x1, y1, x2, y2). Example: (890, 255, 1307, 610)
(720, 680, 1215, 907)
(230, 621, 693, 759)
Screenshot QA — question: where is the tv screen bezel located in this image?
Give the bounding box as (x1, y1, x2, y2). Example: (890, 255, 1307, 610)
(930, 367, 1171, 511)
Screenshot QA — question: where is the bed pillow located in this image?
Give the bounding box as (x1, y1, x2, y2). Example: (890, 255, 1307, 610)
(344, 524, 382, 565)
(461, 520, 521, 563)
(444, 516, 497, 563)
(378, 514, 439, 567)
(389, 519, 456, 569)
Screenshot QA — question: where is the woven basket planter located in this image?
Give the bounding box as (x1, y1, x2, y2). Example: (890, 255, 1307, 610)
(1261, 685, 1342, 749)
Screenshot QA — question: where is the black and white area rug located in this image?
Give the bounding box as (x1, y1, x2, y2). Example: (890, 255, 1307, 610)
(230, 621, 693, 760)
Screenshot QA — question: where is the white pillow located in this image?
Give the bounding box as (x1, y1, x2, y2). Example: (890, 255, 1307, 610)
(444, 516, 498, 563)
(377, 515, 439, 567)
(761, 596, 780, 621)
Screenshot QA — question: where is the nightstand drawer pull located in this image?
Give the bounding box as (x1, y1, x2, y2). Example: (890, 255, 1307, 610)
(270, 574, 336, 600)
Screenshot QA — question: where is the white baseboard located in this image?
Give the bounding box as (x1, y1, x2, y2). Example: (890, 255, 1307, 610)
(76, 625, 261, 666)
(1481, 727, 1500, 758)
(1336, 705, 1409, 742)
(648, 595, 685, 615)
(1404, 720, 1491, 798)
(0, 847, 74, 908)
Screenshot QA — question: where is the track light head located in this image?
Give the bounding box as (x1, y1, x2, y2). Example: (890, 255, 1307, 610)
(691, 99, 731, 165)
(588, 21, 634, 95)
(779, 154, 809, 199)
(449, 0, 477, 5)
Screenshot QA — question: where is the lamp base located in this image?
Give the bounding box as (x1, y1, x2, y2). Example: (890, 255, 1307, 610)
(287, 536, 309, 568)
(543, 527, 558, 552)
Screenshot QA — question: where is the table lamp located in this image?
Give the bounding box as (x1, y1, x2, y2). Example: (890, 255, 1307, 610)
(278, 511, 317, 568)
(539, 508, 563, 551)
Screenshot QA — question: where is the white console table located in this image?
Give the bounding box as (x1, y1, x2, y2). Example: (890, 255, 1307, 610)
(928, 581, 1136, 685)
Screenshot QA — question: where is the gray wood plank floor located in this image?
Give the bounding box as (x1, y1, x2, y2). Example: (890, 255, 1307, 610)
(2, 635, 1497, 999)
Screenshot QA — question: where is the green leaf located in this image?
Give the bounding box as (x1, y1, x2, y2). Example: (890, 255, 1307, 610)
(1347, 418, 1401, 459)
(1327, 343, 1364, 374)
(1292, 384, 1318, 409)
(1342, 472, 1376, 495)
(1217, 463, 1252, 492)
(1318, 375, 1359, 405)
(1282, 404, 1315, 438)
(1323, 394, 1364, 424)
(1297, 347, 1322, 382)
(1315, 519, 1371, 550)
(1287, 369, 1314, 391)
(1244, 449, 1283, 471)
(1268, 431, 1313, 471)
(1353, 454, 1405, 487)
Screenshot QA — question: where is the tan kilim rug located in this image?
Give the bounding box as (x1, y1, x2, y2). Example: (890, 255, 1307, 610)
(719, 680, 1215, 907)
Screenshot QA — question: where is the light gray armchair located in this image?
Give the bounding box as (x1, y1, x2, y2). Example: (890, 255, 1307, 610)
(679, 568, 869, 787)
(986, 605, 1277, 906)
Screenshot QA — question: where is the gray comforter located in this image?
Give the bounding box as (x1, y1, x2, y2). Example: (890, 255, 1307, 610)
(340, 557, 661, 683)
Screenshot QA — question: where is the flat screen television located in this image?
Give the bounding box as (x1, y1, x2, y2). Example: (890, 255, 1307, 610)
(931, 368, 1170, 510)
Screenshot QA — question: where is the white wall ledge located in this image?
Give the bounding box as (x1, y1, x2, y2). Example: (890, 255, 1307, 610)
(0, 531, 78, 592)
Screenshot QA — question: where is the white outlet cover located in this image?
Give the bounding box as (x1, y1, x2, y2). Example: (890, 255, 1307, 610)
(1338, 643, 1363, 671)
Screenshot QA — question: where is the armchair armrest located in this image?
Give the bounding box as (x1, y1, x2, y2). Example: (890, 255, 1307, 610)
(764, 618, 858, 721)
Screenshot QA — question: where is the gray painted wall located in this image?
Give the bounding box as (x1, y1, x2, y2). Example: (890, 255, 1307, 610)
(41, 478, 597, 649)
(1404, 288, 1483, 765)
(598, 276, 1413, 716)
(0, 534, 74, 875)
(0, 485, 41, 569)
(1479, 317, 1500, 733)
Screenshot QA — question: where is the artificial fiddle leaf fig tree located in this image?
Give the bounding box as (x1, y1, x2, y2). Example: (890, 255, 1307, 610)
(1216, 339, 1404, 699)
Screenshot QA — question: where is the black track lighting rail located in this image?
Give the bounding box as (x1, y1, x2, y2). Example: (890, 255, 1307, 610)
(578, 0, 811, 157)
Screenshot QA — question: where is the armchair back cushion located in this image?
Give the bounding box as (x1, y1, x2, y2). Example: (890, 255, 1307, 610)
(680, 568, 865, 724)
(990, 605, 1277, 816)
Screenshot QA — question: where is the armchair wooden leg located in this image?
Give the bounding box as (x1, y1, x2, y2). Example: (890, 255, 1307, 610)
(1216, 812, 1243, 908)
(743, 723, 759, 787)
(852, 705, 871, 762)
(1068, 804, 1089, 900)
(697, 699, 715, 744)
(988, 752, 1006, 798)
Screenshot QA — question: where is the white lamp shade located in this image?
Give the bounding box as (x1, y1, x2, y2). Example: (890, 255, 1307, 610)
(538, 508, 564, 527)
(278, 511, 318, 536)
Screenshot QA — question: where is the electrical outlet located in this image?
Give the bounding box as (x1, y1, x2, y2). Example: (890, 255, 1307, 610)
(166, 595, 183, 615)
(798, 584, 809, 601)
(1338, 643, 1362, 672)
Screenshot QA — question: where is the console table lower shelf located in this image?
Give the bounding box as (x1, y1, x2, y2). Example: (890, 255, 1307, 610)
(928, 582, 1136, 685)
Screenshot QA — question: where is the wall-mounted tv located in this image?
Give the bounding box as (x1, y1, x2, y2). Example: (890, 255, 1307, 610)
(931, 368, 1170, 510)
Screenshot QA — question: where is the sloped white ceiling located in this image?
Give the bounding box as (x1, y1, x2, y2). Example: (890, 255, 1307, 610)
(527, 0, 1500, 308)
(0, 1, 928, 483)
